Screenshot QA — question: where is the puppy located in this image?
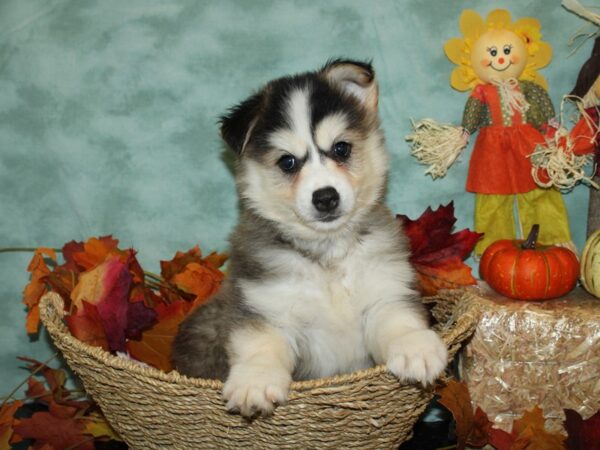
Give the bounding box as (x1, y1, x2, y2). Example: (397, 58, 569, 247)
(172, 59, 448, 417)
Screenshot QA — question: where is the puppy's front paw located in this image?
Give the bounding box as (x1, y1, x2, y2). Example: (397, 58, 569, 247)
(223, 364, 291, 418)
(386, 329, 448, 385)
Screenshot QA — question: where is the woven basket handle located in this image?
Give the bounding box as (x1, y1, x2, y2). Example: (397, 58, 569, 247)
(425, 289, 478, 360)
(39, 292, 69, 339)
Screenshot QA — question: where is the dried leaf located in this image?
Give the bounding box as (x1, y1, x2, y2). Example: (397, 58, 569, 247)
(437, 381, 476, 449)
(414, 256, 479, 296)
(397, 202, 482, 295)
(489, 406, 565, 450)
(564, 409, 600, 450)
(470, 407, 493, 448)
(83, 414, 121, 441)
(125, 300, 157, 341)
(71, 256, 132, 352)
(13, 412, 93, 450)
(18, 357, 67, 402)
(204, 251, 229, 270)
(160, 246, 204, 281)
(172, 262, 224, 307)
(0, 400, 22, 450)
(66, 301, 110, 351)
(22, 248, 56, 334)
(45, 266, 78, 309)
(71, 236, 121, 270)
(126, 300, 192, 372)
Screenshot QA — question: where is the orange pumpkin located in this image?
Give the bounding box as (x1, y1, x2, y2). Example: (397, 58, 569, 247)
(480, 224, 580, 300)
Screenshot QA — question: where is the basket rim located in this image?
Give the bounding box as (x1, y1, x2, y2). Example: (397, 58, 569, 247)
(39, 289, 475, 393)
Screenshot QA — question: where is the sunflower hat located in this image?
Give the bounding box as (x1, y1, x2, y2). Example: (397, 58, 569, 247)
(444, 9, 553, 91)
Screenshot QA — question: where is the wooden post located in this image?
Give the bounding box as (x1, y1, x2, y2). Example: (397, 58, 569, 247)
(589, 175, 600, 238)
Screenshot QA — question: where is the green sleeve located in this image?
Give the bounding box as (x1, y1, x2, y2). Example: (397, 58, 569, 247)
(522, 80, 555, 131)
(461, 96, 485, 134)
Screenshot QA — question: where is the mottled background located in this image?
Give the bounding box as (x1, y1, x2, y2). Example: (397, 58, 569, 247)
(0, 0, 592, 391)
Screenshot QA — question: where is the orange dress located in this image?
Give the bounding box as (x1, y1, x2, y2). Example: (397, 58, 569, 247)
(462, 83, 551, 194)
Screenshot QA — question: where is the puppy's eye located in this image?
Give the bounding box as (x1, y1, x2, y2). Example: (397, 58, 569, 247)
(332, 141, 352, 160)
(277, 154, 298, 173)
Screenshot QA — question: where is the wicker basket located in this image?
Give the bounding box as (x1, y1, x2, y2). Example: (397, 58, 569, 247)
(39, 290, 477, 449)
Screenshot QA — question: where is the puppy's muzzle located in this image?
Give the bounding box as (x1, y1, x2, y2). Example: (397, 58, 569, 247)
(312, 186, 340, 220)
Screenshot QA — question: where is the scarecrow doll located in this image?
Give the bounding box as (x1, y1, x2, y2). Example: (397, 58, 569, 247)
(408, 9, 573, 255)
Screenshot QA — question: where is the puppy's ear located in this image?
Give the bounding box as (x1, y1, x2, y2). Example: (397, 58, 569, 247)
(220, 91, 264, 154)
(321, 59, 378, 111)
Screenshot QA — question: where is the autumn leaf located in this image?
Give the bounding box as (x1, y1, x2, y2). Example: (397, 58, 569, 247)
(45, 266, 78, 310)
(397, 202, 482, 295)
(0, 400, 22, 450)
(22, 248, 56, 334)
(18, 357, 68, 402)
(564, 409, 600, 450)
(204, 251, 229, 270)
(436, 380, 492, 449)
(160, 246, 227, 281)
(13, 412, 94, 450)
(160, 246, 204, 281)
(83, 414, 121, 441)
(70, 236, 121, 270)
(172, 262, 224, 307)
(489, 406, 565, 450)
(68, 255, 157, 351)
(66, 301, 110, 351)
(126, 300, 192, 372)
(470, 407, 494, 448)
(70, 255, 132, 352)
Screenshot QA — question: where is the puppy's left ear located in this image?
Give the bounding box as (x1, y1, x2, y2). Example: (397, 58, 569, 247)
(321, 59, 379, 111)
(220, 90, 264, 154)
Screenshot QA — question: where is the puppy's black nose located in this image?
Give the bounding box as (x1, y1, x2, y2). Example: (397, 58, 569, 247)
(312, 186, 340, 212)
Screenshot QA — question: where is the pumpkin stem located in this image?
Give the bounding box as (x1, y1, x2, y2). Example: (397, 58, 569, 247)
(522, 224, 540, 249)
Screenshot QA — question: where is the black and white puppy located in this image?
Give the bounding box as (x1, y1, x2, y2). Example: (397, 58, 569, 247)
(172, 59, 448, 417)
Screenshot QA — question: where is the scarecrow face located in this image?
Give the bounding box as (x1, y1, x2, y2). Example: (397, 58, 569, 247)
(470, 29, 527, 83)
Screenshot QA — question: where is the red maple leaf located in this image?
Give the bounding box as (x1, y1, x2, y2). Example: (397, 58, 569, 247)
(397, 202, 482, 295)
(66, 301, 110, 351)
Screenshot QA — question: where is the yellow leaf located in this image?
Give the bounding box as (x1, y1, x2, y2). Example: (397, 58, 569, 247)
(84, 418, 121, 441)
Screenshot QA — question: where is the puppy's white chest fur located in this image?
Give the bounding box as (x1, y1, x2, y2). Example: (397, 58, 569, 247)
(240, 228, 412, 379)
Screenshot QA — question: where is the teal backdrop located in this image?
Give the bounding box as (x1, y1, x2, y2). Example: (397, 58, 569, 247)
(0, 0, 593, 392)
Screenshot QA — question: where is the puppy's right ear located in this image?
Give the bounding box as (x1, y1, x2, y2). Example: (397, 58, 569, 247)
(219, 91, 264, 154)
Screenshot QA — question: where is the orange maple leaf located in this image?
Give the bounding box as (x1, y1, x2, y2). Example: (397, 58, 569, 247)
(22, 248, 56, 334)
(71, 236, 121, 270)
(172, 262, 224, 307)
(160, 246, 227, 281)
(126, 300, 192, 372)
(489, 406, 565, 450)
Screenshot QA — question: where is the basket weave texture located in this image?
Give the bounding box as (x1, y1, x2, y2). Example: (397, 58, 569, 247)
(39, 290, 477, 450)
